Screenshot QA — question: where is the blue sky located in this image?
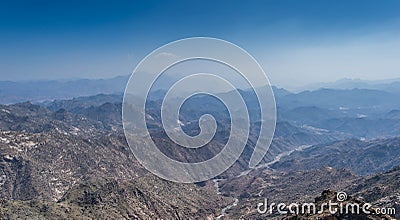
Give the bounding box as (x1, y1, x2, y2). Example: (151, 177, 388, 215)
(1, 0, 399, 89)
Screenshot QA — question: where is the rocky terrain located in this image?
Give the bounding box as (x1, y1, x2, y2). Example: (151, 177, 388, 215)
(217, 166, 399, 219)
(0, 175, 232, 219)
(283, 189, 394, 220)
(271, 137, 400, 175)
(0, 91, 399, 219)
(0, 102, 233, 219)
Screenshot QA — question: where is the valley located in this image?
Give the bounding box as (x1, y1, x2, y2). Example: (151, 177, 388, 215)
(0, 78, 400, 219)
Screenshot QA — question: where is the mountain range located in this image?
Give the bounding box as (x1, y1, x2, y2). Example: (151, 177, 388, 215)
(0, 76, 400, 219)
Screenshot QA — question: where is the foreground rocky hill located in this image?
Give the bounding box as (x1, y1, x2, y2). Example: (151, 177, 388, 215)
(0, 130, 145, 201)
(218, 166, 399, 219)
(0, 129, 233, 219)
(0, 175, 231, 219)
(283, 189, 394, 220)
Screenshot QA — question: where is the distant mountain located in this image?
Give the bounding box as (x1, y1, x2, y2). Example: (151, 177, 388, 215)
(45, 94, 122, 111)
(0, 76, 128, 104)
(320, 117, 400, 138)
(279, 105, 400, 139)
(196, 85, 400, 139)
(386, 109, 400, 119)
(278, 88, 400, 110)
(279, 106, 350, 124)
(271, 86, 292, 98)
(303, 78, 400, 94)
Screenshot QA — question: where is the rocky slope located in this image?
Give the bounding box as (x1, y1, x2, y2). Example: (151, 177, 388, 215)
(219, 166, 399, 219)
(0, 175, 232, 219)
(1, 95, 400, 219)
(283, 189, 394, 220)
(271, 137, 400, 175)
(0, 101, 235, 218)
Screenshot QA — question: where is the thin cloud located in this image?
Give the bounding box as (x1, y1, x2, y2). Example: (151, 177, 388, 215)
(155, 52, 179, 59)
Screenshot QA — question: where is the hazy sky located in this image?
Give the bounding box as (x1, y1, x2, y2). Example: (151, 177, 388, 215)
(1, 0, 399, 89)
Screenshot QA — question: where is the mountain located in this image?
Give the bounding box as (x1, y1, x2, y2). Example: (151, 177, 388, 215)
(0, 105, 234, 219)
(386, 109, 400, 120)
(279, 106, 350, 125)
(0, 76, 128, 104)
(3, 77, 400, 140)
(303, 78, 400, 94)
(1, 84, 400, 219)
(0, 175, 232, 219)
(0, 130, 145, 201)
(347, 166, 400, 219)
(283, 189, 394, 220)
(0, 102, 107, 135)
(0, 96, 343, 182)
(218, 165, 399, 219)
(212, 133, 400, 219)
(276, 88, 400, 139)
(0, 96, 346, 178)
(45, 94, 122, 112)
(278, 88, 400, 111)
(271, 137, 400, 175)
